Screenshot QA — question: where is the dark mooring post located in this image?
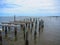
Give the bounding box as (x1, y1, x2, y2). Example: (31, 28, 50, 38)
(8, 26, 10, 31)
(5, 26, 7, 37)
(25, 23, 27, 34)
(23, 25, 25, 40)
(31, 22, 34, 34)
(14, 26, 17, 41)
(25, 31, 29, 45)
(2, 26, 4, 31)
(32, 22, 33, 29)
(41, 19, 44, 32)
(35, 19, 37, 30)
(30, 18, 33, 33)
(33, 18, 35, 22)
(41, 19, 44, 28)
(0, 30, 2, 45)
(28, 23, 30, 30)
(20, 24, 22, 30)
(39, 21, 41, 34)
(34, 18, 37, 44)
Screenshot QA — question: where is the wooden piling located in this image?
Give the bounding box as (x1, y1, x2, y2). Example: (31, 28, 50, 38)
(0, 30, 2, 45)
(41, 19, 44, 32)
(8, 26, 10, 31)
(39, 21, 41, 34)
(28, 23, 30, 30)
(23, 25, 25, 40)
(2, 26, 4, 31)
(31, 22, 33, 33)
(35, 19, 37, 30)
(20, 24, 23, 29)
(5, 26, 7, 37)
(34, 30, 37, 44)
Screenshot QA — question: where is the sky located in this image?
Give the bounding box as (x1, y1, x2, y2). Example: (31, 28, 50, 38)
(0, 0, 60, 16)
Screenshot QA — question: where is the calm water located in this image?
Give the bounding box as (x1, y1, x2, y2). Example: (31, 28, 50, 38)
(0, 16, 60, 45)
(39, 17, 60, 45)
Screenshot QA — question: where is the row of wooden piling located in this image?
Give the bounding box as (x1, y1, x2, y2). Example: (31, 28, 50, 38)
(0, 18, 44, 45)
(21, 18, 44, 45)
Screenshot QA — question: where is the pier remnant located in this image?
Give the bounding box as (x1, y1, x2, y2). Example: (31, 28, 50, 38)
(2, 26, 4, 31)
(41, 19, 44, 32)
(5, 26, 7, 37)
(39, 21, 41, 34)
(8, 26, 10, 31)
(0, 30, 2, 45)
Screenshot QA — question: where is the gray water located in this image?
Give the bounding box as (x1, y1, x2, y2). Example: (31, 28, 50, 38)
(39, 17, 60, 45)
(0, 16, 60, 45)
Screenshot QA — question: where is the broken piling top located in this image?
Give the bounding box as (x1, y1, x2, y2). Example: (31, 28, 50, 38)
(14, 15, 16, 22)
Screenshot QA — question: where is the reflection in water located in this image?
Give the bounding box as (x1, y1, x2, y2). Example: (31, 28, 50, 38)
(14, 35, 17, 41)
(34, 30, 37, 45)
(25, 32, 29, 45)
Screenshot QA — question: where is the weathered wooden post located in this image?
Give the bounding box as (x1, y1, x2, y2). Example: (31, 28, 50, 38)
(20, 24, 22, 30)
(5, 26, 7, 37)
(14, 26, 17, 41)
(31, 22, 33, 34)
(2, 26, 4, 31)
(23, 25, 25, 40)
(8, 26, 10, 31)
(34, 18, 37, 44)
(0, 30, 2, 45)
(30, 18, 32, 33)
(41, 19, 44, 32)
(39, 21, 41, 34)
(26, 23, 27, 32)
(28, 23, 30, 30)
(35, 18, 37, 30)
(31, 18, 33, 33)
(32, 22, 33, 29)
(41, 19, 44, 28)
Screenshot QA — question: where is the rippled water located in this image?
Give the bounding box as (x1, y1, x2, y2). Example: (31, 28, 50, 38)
(0, 16, 60, 45)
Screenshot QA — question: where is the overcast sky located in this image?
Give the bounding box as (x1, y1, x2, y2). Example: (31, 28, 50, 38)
(0, 0, 60, 16)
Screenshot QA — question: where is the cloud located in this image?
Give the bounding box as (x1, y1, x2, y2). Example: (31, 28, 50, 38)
(0, 3, 22, 8)
(0, 0, 60, 16)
